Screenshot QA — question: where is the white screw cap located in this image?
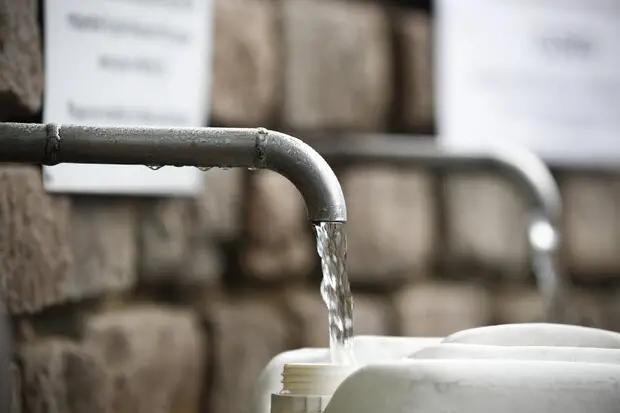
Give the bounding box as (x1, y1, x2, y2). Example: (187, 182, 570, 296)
(271, 363, 357, 413)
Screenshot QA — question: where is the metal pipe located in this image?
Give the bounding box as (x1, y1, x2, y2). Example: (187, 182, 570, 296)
(311, 134, 570, 324)
(0, 122, 348, 413)
(0, 122, 347, 223)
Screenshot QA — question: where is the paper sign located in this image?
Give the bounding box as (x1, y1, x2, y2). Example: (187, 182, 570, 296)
(43, 0, 213, 195)
(436, 0, 620, 167)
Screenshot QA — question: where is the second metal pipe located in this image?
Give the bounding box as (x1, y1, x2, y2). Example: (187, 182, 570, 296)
(312, 135, 570, 323)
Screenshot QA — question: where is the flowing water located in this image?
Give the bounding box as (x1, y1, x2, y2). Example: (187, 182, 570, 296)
(314, 222, 356, 365)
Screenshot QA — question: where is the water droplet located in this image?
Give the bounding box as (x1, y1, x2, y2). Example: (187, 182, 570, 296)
(147, 165, 164, 171)
(198, 167, 212, 172)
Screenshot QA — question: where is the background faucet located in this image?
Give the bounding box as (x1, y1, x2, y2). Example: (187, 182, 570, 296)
(311, 134, 571, 324)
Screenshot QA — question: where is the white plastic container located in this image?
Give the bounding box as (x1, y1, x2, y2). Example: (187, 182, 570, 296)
(442, 323, 620, 348)
(254, 323, 620, 413)
(410, 342, 620, 364)
(251, 335, 441, 413)
(324, 359, 620, 413)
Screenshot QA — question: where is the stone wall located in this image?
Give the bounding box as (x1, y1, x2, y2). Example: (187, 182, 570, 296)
(2, 0, 619, 412)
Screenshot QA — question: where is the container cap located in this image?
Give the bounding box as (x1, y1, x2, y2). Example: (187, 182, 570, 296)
(271, 363, 357, 413)
(280, 363, 357, 396)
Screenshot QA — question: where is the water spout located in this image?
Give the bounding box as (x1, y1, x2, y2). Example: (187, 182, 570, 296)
(0, 122, 350, 413)
(0, 123, 347, 223)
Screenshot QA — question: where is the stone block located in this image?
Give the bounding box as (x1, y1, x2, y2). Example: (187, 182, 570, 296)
(281, 0, 392, 131)
(210, 0, 280, 126)
(82, 306, 205, 413)
(67, 197, 138, 300)
(199, 168, 244, 240)
(494, 285, 545, 325)
(0, 0, 43, 120)
(394, 280, 493, 337)
(342, 166, 435, 286)
(495, 284, 609, 328)
(396, 12, 433, 130)
(139, 198, 223, 286)
(283, 287, 391, 348)
(0, 166, 72, 314)
(139, 169, 242, 286)
(1, 170, 140, 312)
(600, 287, 620, 333)
(572, 288, 607, 329)
(140, 200, 189, 278)
(240, 170, 315, 282)
(19, 339, 110, 413)
(204, 298, 289, 413)
(444, 174, 529, 278)
(9, 363, 20, 413)
(560, 174, 620, 278)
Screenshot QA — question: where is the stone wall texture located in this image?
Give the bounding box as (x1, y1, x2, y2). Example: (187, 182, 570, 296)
(1, 0, 618, 412)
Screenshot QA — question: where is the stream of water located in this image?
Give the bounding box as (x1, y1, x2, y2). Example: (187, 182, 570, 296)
(314, 222, 356, 365)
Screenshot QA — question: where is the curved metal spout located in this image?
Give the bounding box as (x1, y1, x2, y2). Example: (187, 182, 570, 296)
(0, 123, 347, 223)
(312, 134, 570, 323)
(0, 123, 347, 413)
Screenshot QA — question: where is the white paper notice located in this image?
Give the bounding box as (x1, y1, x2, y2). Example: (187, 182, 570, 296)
(43, 0, 213, 195)
(436, 0, 620, 166)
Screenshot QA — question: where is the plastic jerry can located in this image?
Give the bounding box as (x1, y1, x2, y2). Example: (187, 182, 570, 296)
(256, 323, 620, 413)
